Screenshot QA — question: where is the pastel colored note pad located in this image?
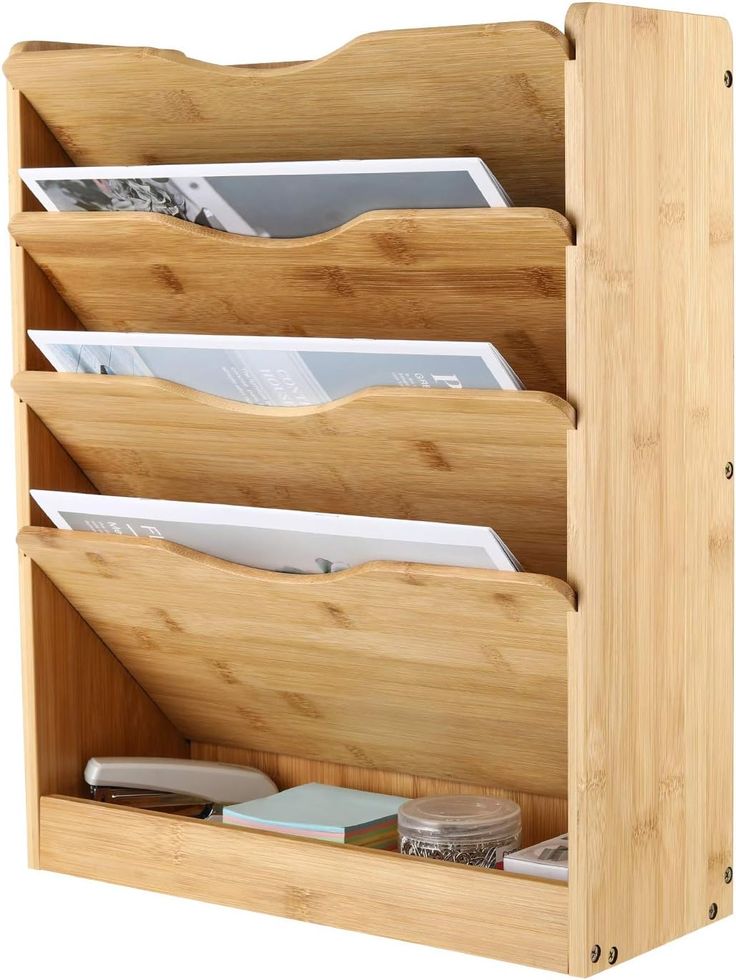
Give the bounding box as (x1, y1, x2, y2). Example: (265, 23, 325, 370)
(223, 783, 409, 849)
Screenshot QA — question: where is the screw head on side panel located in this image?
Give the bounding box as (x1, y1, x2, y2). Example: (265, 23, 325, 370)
(725, 69, 733, 87)
(608, 947, 619, 965)
(725, 462, 733, 479)
(590, 945, 601, 963)
(725, 867, 733, 884)
(709, 903, 719, 920)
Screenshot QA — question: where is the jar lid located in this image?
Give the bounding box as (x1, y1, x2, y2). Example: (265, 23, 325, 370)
(398, 795, 521, 843)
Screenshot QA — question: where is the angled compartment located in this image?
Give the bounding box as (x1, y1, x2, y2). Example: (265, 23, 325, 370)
(4, 24, 570, 210)
(14, 373, 574, 579)
(19, 527, 574, 798)
(12, 208, 571, 396)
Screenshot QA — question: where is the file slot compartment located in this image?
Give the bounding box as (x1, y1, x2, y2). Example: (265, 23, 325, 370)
(18, 527, 574, 798)
(14, 373, 574, 580)
(39, 796, 569, 972)
(4, 24, 569, 211)
(11, 208, 571, 397)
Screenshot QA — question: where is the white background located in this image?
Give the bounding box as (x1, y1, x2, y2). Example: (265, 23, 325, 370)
(0, 1, 734, 977)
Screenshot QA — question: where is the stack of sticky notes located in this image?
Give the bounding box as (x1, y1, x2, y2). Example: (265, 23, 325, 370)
(223, 782, 408, 849)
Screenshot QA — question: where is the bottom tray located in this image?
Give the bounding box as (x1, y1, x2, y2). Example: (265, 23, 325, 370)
(39, 796, 568, 971)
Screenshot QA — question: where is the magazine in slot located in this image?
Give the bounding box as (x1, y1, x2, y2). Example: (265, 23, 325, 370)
(28, 331, 524, 406)
(30, 489, 523, 574)
(20, 157, 510, 239)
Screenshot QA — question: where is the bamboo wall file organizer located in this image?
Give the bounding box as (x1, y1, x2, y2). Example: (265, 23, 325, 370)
(5, 3, 734, 975)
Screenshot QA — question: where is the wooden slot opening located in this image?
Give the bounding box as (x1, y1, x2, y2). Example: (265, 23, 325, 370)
(14, 373, 573, 579)
(11, 208, 571, 397)
(3, 23, 570, 211)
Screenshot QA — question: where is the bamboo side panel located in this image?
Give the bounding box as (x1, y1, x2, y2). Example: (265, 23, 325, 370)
(4, 23, 570, 210)
(11, 208, 571, 396)
(40, 796, 569, 970)
(19, 527, 574, 797)
(13, 374, 573, 579)
(565, 4, 733, 974)
(7, 86, 189, 866)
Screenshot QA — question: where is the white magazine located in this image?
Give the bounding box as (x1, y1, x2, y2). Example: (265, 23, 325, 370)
(29, 331, 522, 406)
(31, 491, 521, 574)
(20, 157, 510, 238)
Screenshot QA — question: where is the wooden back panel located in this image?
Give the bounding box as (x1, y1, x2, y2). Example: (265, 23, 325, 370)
(190, 743, 568, 849)
(3, 24, 570, 210)
(11, 208, 571, 396)
(566, 4, 733, 973)
(19, 527, 574, 797)
(14, 374, 573, 579)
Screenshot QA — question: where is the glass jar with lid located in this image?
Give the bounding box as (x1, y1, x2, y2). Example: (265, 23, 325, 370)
(398, 795, 521, 868)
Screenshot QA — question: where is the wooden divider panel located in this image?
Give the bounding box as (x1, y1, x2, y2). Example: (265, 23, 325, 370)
(4, 24, 570, 210)
(19, 527, 574, 797)
(11, 208, 571, 396)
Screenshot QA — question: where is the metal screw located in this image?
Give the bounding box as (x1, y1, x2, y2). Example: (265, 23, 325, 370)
(608, 947, 619, 965)
(590, 944, 601, 963)
(725, 867, 733, 884)
(726, 462, 733, 479)
(709, 903, 718, 920)
(725, 70, 733, 87)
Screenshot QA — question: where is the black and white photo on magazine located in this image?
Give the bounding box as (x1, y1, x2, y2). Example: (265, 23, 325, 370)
(21, 157, 510, 238)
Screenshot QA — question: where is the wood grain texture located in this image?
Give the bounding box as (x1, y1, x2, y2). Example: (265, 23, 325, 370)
(566, 4, 733, 974)
(8, 86, 188, 867)
(10, 41, 109, 54)
(40, 796, 569, 970)
(4, 23, 569, 211)
(23, 565, 188, 788)
(19, 527, 574, 797)
(191, 743, 568, 848)
(11, 208, 571, 396)
(13, 373, 574, 579)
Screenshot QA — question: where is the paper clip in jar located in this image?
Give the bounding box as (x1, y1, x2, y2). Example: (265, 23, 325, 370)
(398, 795, 522, 869)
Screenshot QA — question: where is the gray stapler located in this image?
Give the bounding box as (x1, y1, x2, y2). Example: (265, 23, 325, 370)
(85, 757, 278, 819)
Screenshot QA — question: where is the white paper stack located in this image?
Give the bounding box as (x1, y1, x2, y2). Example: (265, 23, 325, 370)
(504, 833, 568, 881)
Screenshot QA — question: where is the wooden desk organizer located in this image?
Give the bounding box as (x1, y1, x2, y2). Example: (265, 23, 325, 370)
(5, 4, 733, 974)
